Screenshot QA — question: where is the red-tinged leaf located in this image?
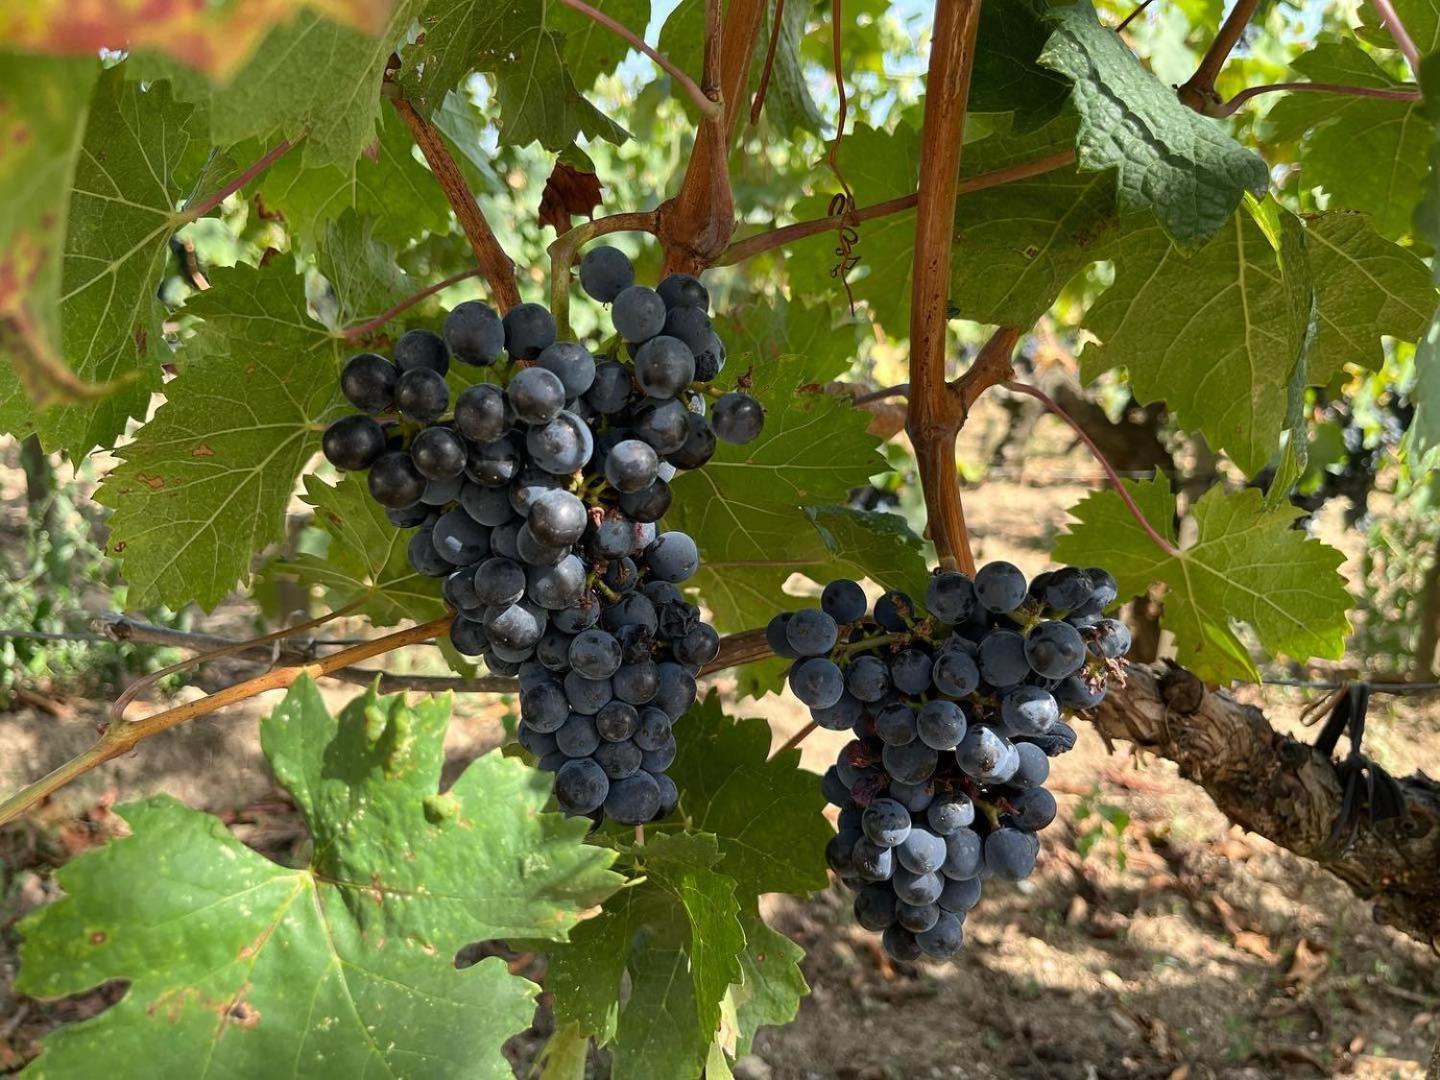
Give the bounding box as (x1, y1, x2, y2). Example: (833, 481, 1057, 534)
(539, 160, 604, 233)
(0, 0, 397, 80)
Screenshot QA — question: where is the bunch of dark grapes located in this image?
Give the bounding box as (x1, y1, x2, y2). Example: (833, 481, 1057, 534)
(321, 247, 763, 825)
(768, 563, 1130, 962)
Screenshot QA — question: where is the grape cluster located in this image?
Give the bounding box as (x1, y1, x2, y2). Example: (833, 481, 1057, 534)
(769, 563, 1130, 962)
(321, 248, 763, 825)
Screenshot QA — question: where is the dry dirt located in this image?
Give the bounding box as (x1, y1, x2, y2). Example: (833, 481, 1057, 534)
(1, 413, 1437, 1079)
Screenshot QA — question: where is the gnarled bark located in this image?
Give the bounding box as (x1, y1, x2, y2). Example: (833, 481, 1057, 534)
(1094, 662, 1440, 943)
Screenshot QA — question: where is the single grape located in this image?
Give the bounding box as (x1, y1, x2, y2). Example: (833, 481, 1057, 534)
(786, 608, 838, 656)
(890, 650, 933, 694)
(661, 306, 712, 354)
(407, 529, 451, 577)
(485, 600, 547, 651)
(845, 655, 891, 702)
(602, 593, 658, 636)
(394, 329, 449, 375)
(889, 779, 934, 813)
(448, 616, 489, 656)
(634, 336, 696, 398)
(503, 302, 557, 360)
(873, 591, 914, 631)
(431, 509, 490, 565)
(874, 702, 917, 747)
(931, 648, 980, 697)
(956, 726, 1017, 783)
(606, 772, 662, 824)
(556, 713, 601, 758)
(916, 700, 968, 751)
(926, 793, 975, 835)
(941, 828, 983, 880)
(554, 758, 609, 814)
(978, 629, 1029, 688)
(652, 662, 696, 718)
(896, 828, 946, 874)
(691, 332, 726, 382)
(1088, 617, 1132, 659)
(579, 245, 635, 303)
(527, 488, 588, 546)
(569, 628, 623, 679)
(632, 707, 673, 752)
(882, 925, 923, 963)
(655, 773, 679, 819)
(896, 900, 941, 934)
(674, 623, 720, 667)
(766, 613, 800, 660)
(453, 383, 508, 443)
(520, 682, 569, 733)
(1041, 566, 1093, 611)
(974, 561, 1028, 613)
(1055, 675, 1104, 710)
(537, 341, 597, 398)
(515, 523, 568, 567)
(323, 415, 386, 471)
(916, 912, 965, 958)
(640, 736, 677, 773)
(536, 627, 574, 672)
(395, 368, 449, 423)
(1025, 620, 1087, 679)
(421, 474, 463, 506)
(852, 838, 895, 882)
(926, 571, 976, 625)
(656, 272, 709, 310)
(1010, 741, 1052, 789)
(509, 467, 562, 518)
(442, 566, 482, 612)
(1004, 787, 1057, 832)
(712, 391, 764, 444)
(605, 439, 660, 493)
(466, 437, 522, 488)
(367, 450, 426, 507)
(618, 479, 672, 523)
(632, 398, 690, 454)
(883, 740, 939, 784)
(593, 739, 642, 780)
(507, 366, 566, 426)
(527, 555, 587, 609)
(527, 411, 594, 475)
(937, 875, 982, 913)
(1083, 567, 1119, 611)
(386, 502, 433, 528)
(444, 300, 505, 366)
(854, 885, 898, 931)
(1001, 685, 1059, 736)
(340, 353, 398, 413)
(562, 669, 614, 715)
(585, 361, 634, 414)
(612, 285, 666, 342)
(821, 579, 868, 624)
(823, 769, 855, 810)
(409, 425, 467, 480)
(862, 798, 911, 847)
(596, 700, 640, 742)
(789, 657, 845, 708)
(667, 411, 717, 470)
(646, 532, 699, 582)
(474, 557, 526, 607)
(984, 828, 1040, 881)
(893, 868, 943, 906)
(516, 723, 558, 759)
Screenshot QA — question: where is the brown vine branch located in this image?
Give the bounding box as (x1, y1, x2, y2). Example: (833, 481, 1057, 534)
(1176, 0, 1261, 111)
(1004, 380, 1179, 558)
(1207, 80, 1420, 118)
(547, 210, 661, 336)
(181, 139, 297, 221)
(0, 616, 455, 828)
(342, 267, 486, 340)
(387, 94, 522, 312)
(748, 0, 786, 125)
(715, 150, 1076, 266)
(851, 383, 910, 406)
(556, 0, 721, 119)
(1372, 0, 1423, 79)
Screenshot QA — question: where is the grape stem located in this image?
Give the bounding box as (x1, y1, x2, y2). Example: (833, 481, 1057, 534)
(180, 139, 297, 221)
(1176, 0, 1261, 112)
(1205, 80, 1420, 118)
(0, 616, 455, 828)
(1003, 380, 1180, 559)
(1371, 0, 1423, 79)
(774, 719, 819, 756)
(556, 0, 721, 120)
(387, 92, 521, 312)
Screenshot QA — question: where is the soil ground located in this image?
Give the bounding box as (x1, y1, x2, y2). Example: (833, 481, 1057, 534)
(1, 409, 1437, 1080)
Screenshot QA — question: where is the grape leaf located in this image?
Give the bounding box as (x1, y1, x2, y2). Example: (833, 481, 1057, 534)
(1081, 204, 1307, 477)
(241, 107, 450, 251)
(553, 0, 654, 91)
(1267, 41, 1427, 240)
(17, 681, 620, 1078)
(0, 0, 395, 79)
(262, 679, 621, 945)
(400, 0, 628, 150)
(0, 67, 203, 459)
(970, 0, 1071, 129)
(95, 262, 347, 610)
(1304, 211, 1434, 383)
(785, 121, 921, 334)
(1052, 478, 1350, 682)
(731, 908, 807, 1056)
(132, 0, 426, 170)
(547, 833, 745, 1080)
(668, 351, 904, 631)
(1039, 2, 1268, 249)
(669, 691, 831, 896)
(0, 55, 97, 423)
(313, 211, 411, 331)
(1403, 304, 1440, 474)
(949, 115, 1122, 326)
(266, 473, 447, 626)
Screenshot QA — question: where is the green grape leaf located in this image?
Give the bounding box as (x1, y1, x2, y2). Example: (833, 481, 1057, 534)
(669, 691, 831, 896)
(547, 833, 745, 1080)
(668, 352, 903, 631)
(400, 1, 628, 151)
(17, 681, 620, 1078)
(133, 0, 427, 170)
(970, 0, 1071, 129)
(950, 114, 1122, 326)
(241, 107, 451, 251)
(785, 122, 921, 333)
(1267, 41, 1427, 240)
(731, 908, 808, 1057)
(0, 0, 396, 79)
(262, 679, 620, 946)
(95, 263, 345, 610)
(1305, 211, 1434, 382)
(1039, 2, 1268, 249)
(553, 0, 653, 91)
(313, 211, 411, 331)
(1053, 478, 1350, 682)
(1403, 304, 1440, 474)
(267, 473, 447, 626)
(0, 67, 202, 459)
(1081, 204, 1308, 477)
